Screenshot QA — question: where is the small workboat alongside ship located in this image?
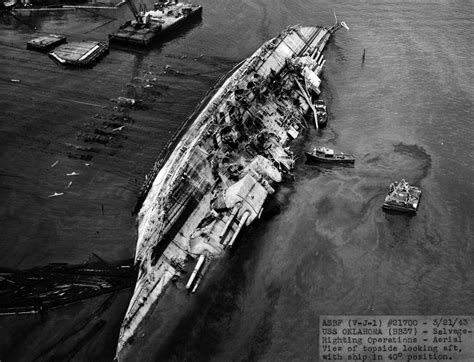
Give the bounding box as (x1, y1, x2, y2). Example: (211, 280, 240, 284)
(383, 179, 421, 214)
(115, 19, 348, 359)
(305, 146, 355, 163)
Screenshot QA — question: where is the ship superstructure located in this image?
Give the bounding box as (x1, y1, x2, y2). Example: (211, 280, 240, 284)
(116, 21, 348, 358)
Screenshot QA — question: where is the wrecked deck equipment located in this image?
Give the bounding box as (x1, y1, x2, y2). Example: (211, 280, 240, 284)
(108, 0, 202, 47)
(383, 179, 422, 214)
(115, 19, 348, 359)
(49, 41, 108, 67)
(26, 34, 67, 52)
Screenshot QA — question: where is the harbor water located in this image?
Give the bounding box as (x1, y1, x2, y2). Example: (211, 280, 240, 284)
(1, 0, 473, 360)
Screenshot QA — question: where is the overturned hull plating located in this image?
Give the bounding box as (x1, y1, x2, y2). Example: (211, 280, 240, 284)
(116, 22, 346, 358)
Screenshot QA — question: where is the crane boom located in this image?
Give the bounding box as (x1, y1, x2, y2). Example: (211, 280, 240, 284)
(125, 0, 142, 24)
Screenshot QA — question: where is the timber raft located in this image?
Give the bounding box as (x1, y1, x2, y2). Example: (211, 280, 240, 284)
(116, 20, 348, 359)
(0, 258, 136, 315)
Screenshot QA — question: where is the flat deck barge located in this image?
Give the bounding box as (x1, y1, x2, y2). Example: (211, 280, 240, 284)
(49, 41, 108, 67)
(109, 2, 202, 47)
(26, 34, 67, 52)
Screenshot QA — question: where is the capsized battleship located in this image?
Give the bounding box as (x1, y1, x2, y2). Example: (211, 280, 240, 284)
(116, 19, 349, 358)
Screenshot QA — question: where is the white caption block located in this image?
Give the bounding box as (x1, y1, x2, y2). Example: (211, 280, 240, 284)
(320, 316, 474, 361)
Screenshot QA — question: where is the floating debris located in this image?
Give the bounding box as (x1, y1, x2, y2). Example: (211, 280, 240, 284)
(113, 97, 136, 108)
(48, 192, 64, 198)
(50, 160, 59, 168)
(66, 181, 73, 189)
(0, 259, 136, 315)
(112, 125, 125, 132)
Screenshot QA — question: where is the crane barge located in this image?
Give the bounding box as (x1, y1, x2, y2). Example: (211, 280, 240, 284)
(109, 0, 202, 47)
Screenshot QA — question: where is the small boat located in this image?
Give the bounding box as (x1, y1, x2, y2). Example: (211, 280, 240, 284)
(314, 100, 328, 127)
(305, 146, 355, 163)
(382, 179, 421, 214)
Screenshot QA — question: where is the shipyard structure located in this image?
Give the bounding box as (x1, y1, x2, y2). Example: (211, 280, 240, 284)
(116, 21, 348, 358)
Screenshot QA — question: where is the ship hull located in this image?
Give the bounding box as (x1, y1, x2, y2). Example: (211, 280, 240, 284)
(382, 202, 418, 214)
(305, 152, 355, 163)
(116, 22, 346, 359)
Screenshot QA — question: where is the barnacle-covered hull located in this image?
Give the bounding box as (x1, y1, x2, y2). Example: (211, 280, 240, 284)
(116, 22, 346, 358)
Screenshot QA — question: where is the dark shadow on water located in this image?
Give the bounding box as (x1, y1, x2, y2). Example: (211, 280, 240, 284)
(304, 160, 355, 172)
(152, 16, 203, 47)
(327, 39, 347, 65)
(146, 193, 285, 361)
(382, 208, 417, 218)
(150, 247, 247, 360)
(393, 142, 432, 184)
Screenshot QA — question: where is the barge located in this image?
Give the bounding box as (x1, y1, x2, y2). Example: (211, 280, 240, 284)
(49, 41, 108, 67)
(116, 20, 348, 359)
(383, 179, 422, 214)
(108, 1, 202, 47)
(26, 34, 67, 52)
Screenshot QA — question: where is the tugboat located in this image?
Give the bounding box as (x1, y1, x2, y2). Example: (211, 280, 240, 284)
(315, 100, 328, 127)
(382, 179, 421, 214)
(305, 146, 355, 163)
